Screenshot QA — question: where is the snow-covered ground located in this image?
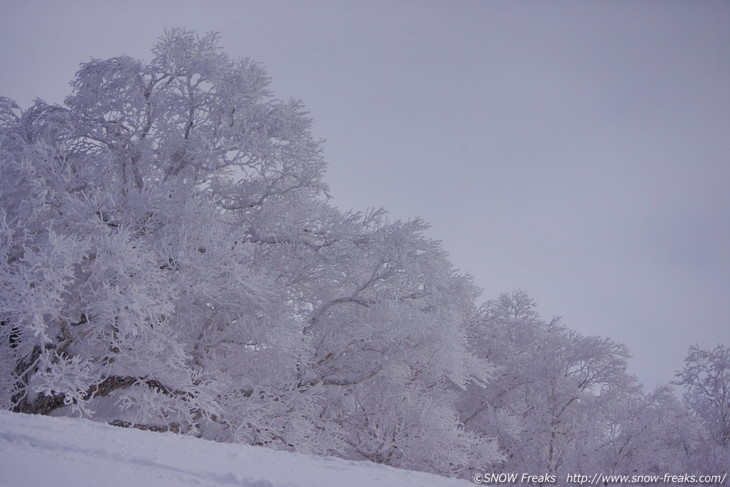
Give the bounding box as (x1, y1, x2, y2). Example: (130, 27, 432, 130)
(0, 410, 473, 487)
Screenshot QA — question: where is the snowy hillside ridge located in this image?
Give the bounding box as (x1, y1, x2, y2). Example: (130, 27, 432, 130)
(0, 410, 473, 487)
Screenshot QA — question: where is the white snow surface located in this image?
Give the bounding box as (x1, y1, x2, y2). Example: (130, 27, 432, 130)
(0, 410, 473, 487)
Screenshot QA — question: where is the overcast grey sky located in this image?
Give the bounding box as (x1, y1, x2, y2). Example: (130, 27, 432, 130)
(2, 0, 729, 389)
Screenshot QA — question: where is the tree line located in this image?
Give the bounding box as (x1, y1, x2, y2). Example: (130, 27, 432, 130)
(0, 29, 727, 481)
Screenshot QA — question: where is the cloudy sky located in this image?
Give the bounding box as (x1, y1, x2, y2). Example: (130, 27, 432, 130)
(2, 0, 729, 389)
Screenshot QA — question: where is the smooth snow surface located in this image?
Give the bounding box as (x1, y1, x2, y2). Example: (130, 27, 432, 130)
(0, 410, 472, 487)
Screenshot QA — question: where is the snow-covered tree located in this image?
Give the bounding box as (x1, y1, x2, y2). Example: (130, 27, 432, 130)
(0, 28, 326, 439)
(295, 210, 497, 474)
(675, 344, 730, 447)
(460, 290, 637, 477)
(596, 386, 703, 477)
(674, 344, 730, 470)
(0, 28, 501, 476)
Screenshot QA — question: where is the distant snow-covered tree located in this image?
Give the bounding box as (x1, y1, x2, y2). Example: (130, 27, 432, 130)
(675, 344, 730, 448)
(460, 290, 637, 477)
(596, 386, 703, 477)
(674, 344, 730, 471)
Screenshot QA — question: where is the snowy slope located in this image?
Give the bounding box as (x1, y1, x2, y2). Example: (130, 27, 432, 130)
(0, 410, 473, 487)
